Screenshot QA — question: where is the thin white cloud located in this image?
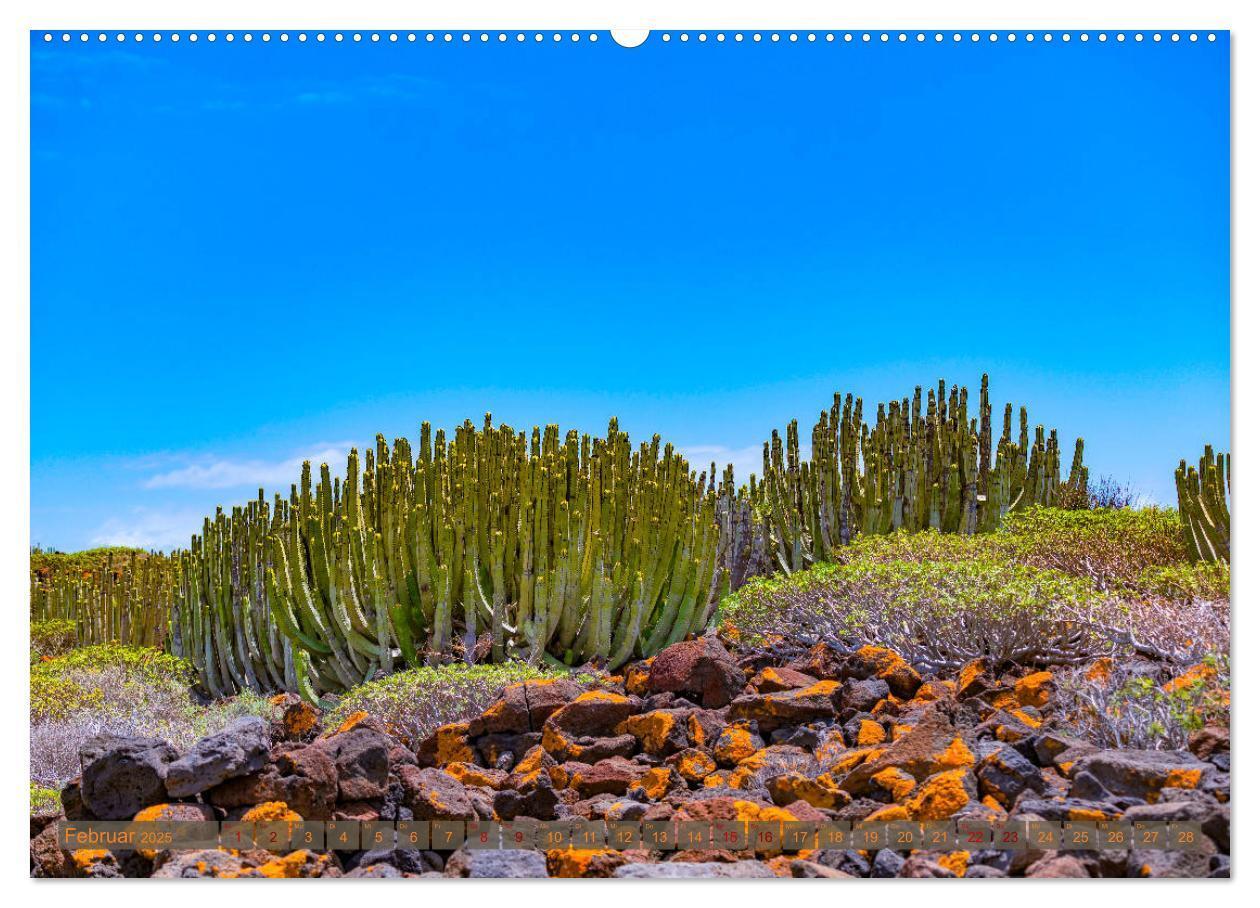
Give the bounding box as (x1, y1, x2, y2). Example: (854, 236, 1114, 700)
(89, 507, 208, 552)
(143, 442, 354, 491)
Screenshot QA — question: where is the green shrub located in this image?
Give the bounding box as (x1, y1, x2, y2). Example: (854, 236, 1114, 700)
(29, 650, 278, 789)
(829, 507, 1189, 592)
(720, 557, 1116, 670)
(30, 782, 60, 816)
(1056, 654, 1230, 750)
(1130, 562, 1230, 602)
(30, 546, 150, 575)
(30, 619, 77, 662)
(996, 505, 1187, 589)
(30, 645, 195, 722)
(329, 661, 584, 744)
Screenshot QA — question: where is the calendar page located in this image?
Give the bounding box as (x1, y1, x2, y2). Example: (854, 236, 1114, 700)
(27, 14, 1230, 884)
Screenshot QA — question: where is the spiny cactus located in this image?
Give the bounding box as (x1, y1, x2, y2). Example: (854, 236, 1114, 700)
(166, 416, 728, 698)
(1175, 445, 1230, 563)
(31, 380, 1089, 700)
(718, 375, 1087, 576)
(29, 549, 174, 649)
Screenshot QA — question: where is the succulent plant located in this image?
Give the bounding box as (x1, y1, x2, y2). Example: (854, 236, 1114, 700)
(1175, 445, 1230, 563)
(719, 374, 1087, 575)
(30, 378, 1088, 699)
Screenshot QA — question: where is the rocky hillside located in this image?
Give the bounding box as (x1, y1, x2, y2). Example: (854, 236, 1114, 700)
(31, 635, 1229, 879)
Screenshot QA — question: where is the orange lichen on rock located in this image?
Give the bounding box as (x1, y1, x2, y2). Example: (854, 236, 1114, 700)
(542, 724, 578, 760)
(71, 849, 111, 871)
(332, 710, 369, 735)
(864, 804, 910, 822)
(703, 771, 731, 789)
(687, 713, 712, 747)
(767, 772, 850, 810)
(1010, 708, 1042, 728)
(1015, 671, 1054, 708)
(856, 719, 887, 746)
(445, 762, 505, 790)
(854, 645, 923, 698)
(1164, 767, 1203, 791)
(1164, 663, 1216, 693)
(133, 803, 172, 822)
(242, 801, 302, 822)
(1066, 805, 1120, 821)
(576, 689, 632, 704)
(872, 767, 916, 801)
(624, 660, 653, 696)
(957, 659, 989, 695)
(870, 696, 902, 717)
(1084, 657, 1114, 684)
(282, 701, 321, 738)
(546, 848, 626, 878)
(432, 721, 475, 766)
(632, 767, 674, 800)
(793, 680, 840, 699)
(252, 850, 313, 879)
(937, 851, 970, 877)
(512, 744, 548, 776)
(827, 746, 885, 775)
(905, 769, 971, 821)
(732, 800, 797, 824)
(907, 680, 953, 708)
(618, 711, 677, 754)
(715, 726, 761, 766)
(675, 749, 718, 784)
(933, 737, 976, 772)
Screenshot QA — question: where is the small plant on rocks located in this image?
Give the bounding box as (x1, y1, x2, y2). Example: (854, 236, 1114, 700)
(328, 661, 583, 745)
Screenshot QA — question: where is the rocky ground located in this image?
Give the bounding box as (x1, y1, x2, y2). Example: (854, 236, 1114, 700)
(30, 635, 1230, 879)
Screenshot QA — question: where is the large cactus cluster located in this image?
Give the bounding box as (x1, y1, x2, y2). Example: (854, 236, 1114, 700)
(30, 377, 1091, 698)
(30, 549, 175, 648)
(1175, 445, 1230, 563)
(169, 416, 727, 697)
(718, 375, 1087, 578)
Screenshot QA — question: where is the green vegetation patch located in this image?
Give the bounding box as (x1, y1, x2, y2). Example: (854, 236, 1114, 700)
(330, 661, 585, 744)
(720, 556, 1117, 670)
(1057, 653, 1230, 750)
(30, 782, 60, 816)
(1130, 562, 1231, 602)
(829, 506, 1193, 593)
(30, 619, 77, 663)
(30, 644, 195, 722)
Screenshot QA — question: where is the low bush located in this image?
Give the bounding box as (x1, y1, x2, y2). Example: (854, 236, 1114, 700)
(30, 619, 77, 663)
(329, 662, 582, 744)
(1056, 654, 1230, 750)
(30, 782, 60, 816)
(830, 507, 1190, 593)
(719, 552, 1222, 673)
(720, 558, 1120, 671)
(29, 645, 276, 788)
(996, 505, 1187, 590)
(1130, 562, 1230, 602)
(30, 645, 195, 722)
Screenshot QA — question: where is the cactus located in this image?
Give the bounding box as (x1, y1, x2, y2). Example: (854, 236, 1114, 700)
(719, 375, 1086, 572)
(155, 416, 731, 695)
(29, 549, 175, 649)
(1175, 445, 1230, 563)
(30, 380, 1088, 697)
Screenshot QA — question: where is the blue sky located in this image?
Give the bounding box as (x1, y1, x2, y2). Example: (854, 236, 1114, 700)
(31, 31, 1229, 552)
